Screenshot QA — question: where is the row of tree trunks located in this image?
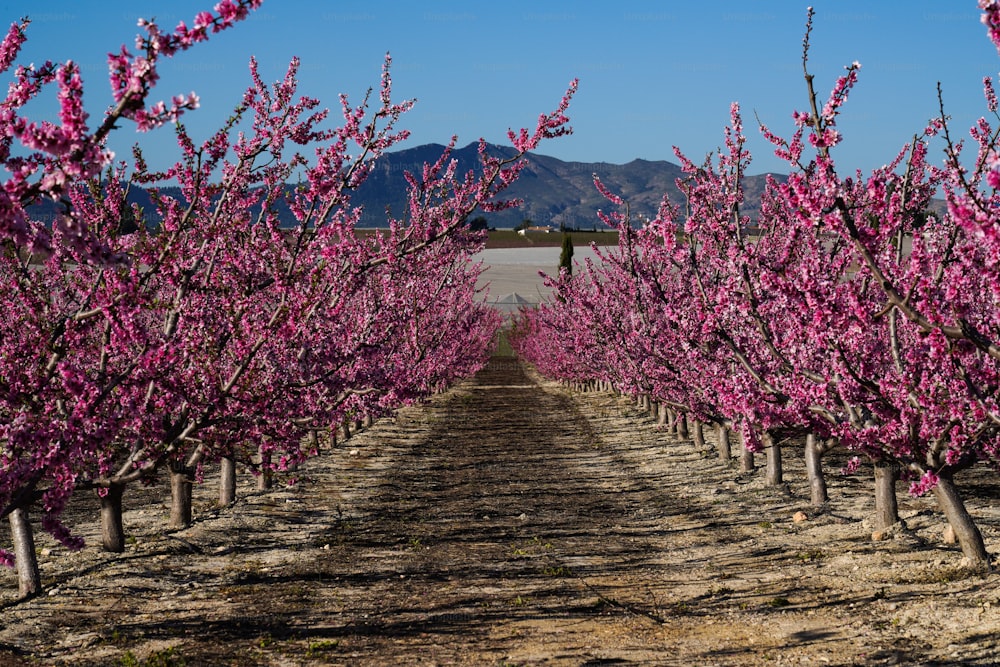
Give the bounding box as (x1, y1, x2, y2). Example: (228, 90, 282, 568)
(579, 381, 989, 570)
(11, 412, 375, 598)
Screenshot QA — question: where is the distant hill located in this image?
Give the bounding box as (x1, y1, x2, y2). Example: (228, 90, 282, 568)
(25, 143, 945, 230)
(347, 142, 783, 229)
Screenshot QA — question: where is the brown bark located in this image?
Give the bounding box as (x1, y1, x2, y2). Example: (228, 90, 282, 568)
(168, 462, 195, 530)
(257, 445, 273, 491)
(666, 409, 677, 434)
(804, 434, 828, 506)
(716, 423, 732, 464)
(739, 431, 755, 473)
(691, 420, 705, 449)
(676, 413, 689, 440)
(219, 455, 236, 507)
(873, 460, 900, 531)
(9, 504, 41, 598)
(99, 483, 126, 553)
(762, 431, 783, 487)
(931, 470, 991, 569)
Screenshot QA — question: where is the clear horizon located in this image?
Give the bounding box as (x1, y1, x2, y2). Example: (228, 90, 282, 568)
(5, 1, 998, 177)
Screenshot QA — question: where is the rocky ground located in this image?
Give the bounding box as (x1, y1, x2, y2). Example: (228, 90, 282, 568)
(1, 357, 998, 666)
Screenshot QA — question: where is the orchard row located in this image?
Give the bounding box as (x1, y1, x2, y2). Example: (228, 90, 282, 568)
(513, 5, 1000, 571)
(0, 1, 576, 597)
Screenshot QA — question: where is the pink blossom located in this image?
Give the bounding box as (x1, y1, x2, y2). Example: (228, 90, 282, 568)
(908, 470, 940, 497)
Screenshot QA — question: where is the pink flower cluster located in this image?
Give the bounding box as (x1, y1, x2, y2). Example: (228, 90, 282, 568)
(981, 0, 1000, 54)
(0, 1, 260, 261)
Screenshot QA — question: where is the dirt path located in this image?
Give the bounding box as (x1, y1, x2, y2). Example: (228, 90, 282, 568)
(1, 357, 998, 665)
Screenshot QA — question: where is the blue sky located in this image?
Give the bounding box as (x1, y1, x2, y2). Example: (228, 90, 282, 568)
(2, 1, 998, 176)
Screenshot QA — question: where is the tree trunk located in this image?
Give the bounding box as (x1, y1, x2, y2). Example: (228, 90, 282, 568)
(9, 505, 41, 598)
(342, 419, 351, 441)
(219, 455, 236, 507)
(804, 434, 828, 506)
(677, 413, 689, 440)
(657, 404, 667, 427)
(257, 445, 273, 491)
(716, 423, 732, 464)
(691, 420, 705, 449)
(666, 409, 677, 434)
(931, 470, 990, 569)
(168, 462, 195, 530)
(100, 483, 127, 553)
(873, 460, 900, 531)
(739, 431, 755, 473)
(763, 431, 783, 486)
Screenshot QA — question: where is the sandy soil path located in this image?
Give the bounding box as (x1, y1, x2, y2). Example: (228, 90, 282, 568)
(1, 357, 998, 665)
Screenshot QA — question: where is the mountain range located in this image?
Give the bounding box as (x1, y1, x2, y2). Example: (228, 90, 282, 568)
(348, 142, 782, 229)
(28, 143, 943, 230)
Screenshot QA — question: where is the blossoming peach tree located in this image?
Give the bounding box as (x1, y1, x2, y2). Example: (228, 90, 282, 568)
(0, 0, 578, 598)
(0, 0, 266, 598)
(516, 6, 1000, 570)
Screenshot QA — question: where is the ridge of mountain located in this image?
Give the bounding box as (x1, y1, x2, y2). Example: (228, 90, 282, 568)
(31, 143, 909, 230)
(349, 142, 781, 229)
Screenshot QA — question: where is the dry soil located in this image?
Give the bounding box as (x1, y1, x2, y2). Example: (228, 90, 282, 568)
(1, 357, 998, 666)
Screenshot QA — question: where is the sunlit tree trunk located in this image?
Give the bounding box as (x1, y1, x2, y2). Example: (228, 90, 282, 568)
(257, 444, 273, 491)
(763, 430, 783, 487)
(931, 469, 990, 569)
(100, 483, 126, 552)
(716, 423, 732, 464)
(9, 504, 41, 598)
(169, 462, 195, 529)
(676, 413, 689, 440)
(219, 455, 236, 507)
(804, 434, 828, 506)
(739, 431, 755, 473)
(873, 460, 900, 531)
(691, 420, 705, 449)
